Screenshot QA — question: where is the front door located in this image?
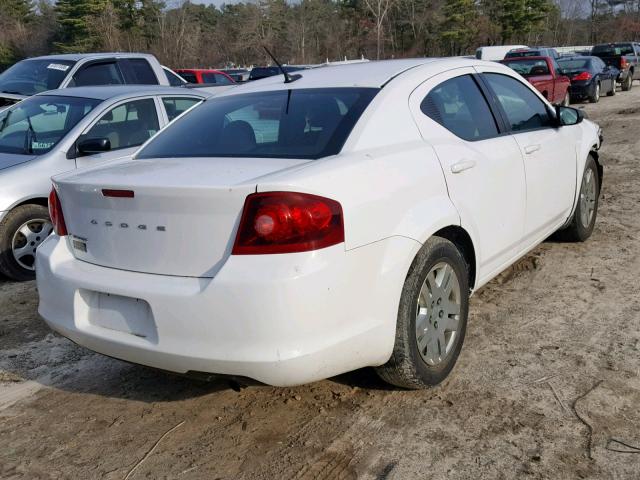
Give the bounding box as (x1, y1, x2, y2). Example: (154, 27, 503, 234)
(478, 71, 577, 239)
(74, 97, 162, 169)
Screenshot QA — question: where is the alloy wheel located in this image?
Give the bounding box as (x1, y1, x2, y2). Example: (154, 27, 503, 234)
(11, 219, 53, 271)
(579, 168, 597, 229)
(415, 262, 462, 366)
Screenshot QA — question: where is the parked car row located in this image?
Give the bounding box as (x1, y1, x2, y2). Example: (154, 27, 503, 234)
(0, 51, 603, 390)
(492, 43, 640, 106)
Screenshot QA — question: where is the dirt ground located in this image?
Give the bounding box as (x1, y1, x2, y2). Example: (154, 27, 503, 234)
(2, 87, 640, 480)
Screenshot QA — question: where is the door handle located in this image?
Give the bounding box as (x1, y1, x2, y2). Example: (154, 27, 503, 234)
(524, 144, 541, 155)
(450, 160, 476, 174)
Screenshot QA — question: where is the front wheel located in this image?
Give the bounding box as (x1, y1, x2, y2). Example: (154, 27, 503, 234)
(561, 92, 571, 106)
(375, 237, 469, 389)
(607, 80, 616, 96)
(622, 74, 632, 91)
(558, 155, 600, 242)
(0, 204, 53, 281)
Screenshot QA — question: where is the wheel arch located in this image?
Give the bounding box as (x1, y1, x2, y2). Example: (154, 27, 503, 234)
(431, 225, 477, 291)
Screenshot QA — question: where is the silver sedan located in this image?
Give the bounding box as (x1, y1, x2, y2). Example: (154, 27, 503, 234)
(0, 85, 211, 280)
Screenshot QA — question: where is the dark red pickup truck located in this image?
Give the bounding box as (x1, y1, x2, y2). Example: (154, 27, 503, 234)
(500, 56, 571, 106)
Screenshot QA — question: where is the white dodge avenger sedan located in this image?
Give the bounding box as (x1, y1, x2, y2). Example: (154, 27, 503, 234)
(37, 59, 602, 389)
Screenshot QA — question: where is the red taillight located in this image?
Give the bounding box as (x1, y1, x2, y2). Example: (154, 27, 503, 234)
(48, 187, 68, 236)
(232, 192, 344, 255)
(573, 71, 592, 81)
(621, 57, 629, 69)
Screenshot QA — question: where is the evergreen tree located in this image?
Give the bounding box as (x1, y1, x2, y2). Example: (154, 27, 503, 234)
(54, 0, 108, 52)
(440, 0, 478, 55)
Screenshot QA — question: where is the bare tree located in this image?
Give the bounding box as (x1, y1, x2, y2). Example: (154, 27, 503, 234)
(363, 0, 399, 59)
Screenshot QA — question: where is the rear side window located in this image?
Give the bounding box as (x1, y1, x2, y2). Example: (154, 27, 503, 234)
(483, 73, 552, 132)
(81, 98, 159, 151)
(421, 75, 499, 141)
(162, 97, 202, 121)
(120, 59, 158, 85)
(164, 68, 185, 86)
(137, 88, 378, 160)
(72, 62, 123, 87)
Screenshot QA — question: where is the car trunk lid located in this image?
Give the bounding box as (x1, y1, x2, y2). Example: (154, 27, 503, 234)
(54, 156, 311, 277)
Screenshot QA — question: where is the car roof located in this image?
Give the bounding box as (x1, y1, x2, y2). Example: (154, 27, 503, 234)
(24, 52, 158, 62)
(176, 69, 227, 74)
(226, 58, 442, 93)
(34, 85, 211, 101)
(502, 56, 548, 61)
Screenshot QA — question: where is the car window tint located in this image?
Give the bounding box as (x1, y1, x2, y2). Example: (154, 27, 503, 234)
(420, 75, 498, 141)
(120, 59, 157, 85)
(0, 95, 99, 155)
(214, 73, 233, 85)
(72, 62, 123, 87)
(483, 73, 552, 132)
(136, 88, 378, 160)
(82, 98, 159, 151)
(179, 72, 198, 83)
(162, 97, 202, 121)
(502, 59, 550, 76)
(164, 69, 185, 86)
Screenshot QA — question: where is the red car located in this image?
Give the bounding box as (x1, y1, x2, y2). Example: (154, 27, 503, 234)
(500, 56, 571, 106)
(175, 69, 235, 85)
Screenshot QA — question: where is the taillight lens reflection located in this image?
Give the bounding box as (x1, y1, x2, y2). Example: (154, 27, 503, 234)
(232, 192, 344, 255)
(48, 187, 68, 236)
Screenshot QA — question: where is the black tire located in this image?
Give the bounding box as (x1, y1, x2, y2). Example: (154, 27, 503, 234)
(561, 91, 570, 107)
(375, 236, 470, 389)
(558, 155, 600, 242)
(0, 204, 52, 281)
(589, 82, 601, 103)
(622, 74, 632, 91)
(607, 80, 616, 96)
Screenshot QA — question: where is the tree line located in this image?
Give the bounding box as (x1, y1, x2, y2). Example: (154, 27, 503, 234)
(2, 0, 640, 71)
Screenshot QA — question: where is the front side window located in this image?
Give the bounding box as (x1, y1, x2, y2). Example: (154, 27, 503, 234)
(421, 75, 499, 141)
(0, 95, 99, 155)
(0, 59, 76, 96)
(162, 97, 202, 121)
(80, 98, 159, 151)
(72, 62, 123, 87)
(179, 72, 198, 83)
(137, 88, 378, 160)
(483, 73, 552, 132)
(202, 72, 233, 85)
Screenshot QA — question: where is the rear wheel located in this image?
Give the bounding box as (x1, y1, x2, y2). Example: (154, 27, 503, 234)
(558, 155, 599, 242)
(622, 74, 632, 91)
(0, 205, 52, 281)
(589, 82, 601, 103)
(375, 237, 469, 389)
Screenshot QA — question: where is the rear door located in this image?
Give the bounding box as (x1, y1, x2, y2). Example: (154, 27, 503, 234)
(74, 97, 162, 169)
(410, 68, 527, 279)
(478, 70, 577, 240)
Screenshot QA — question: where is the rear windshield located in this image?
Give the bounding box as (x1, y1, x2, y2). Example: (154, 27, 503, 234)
(592, 44, 634, 56)
(0, 95, 100, 155)
(557, 59, 590, 70)
(505, 50, 543, 58)
(0, 59, 76, 96)
(501, 59, 550, 76)
(136, 88, 378, 160)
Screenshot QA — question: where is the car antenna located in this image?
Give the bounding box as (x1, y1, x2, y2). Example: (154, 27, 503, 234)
(263, 46, 301, 83)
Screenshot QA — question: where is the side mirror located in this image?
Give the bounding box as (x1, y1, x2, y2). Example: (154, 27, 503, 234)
(77, 137, 111, 155)
(555, 106, 584, 126)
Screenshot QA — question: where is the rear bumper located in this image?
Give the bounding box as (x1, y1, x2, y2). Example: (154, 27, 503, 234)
(36, 235, 419, 386)
(569, 81, 594, 98)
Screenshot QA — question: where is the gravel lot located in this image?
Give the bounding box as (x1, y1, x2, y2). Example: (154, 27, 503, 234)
(2, 88, 640, 480)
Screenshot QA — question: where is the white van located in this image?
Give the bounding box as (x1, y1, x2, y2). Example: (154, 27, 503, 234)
(475, 45, 528, 61)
